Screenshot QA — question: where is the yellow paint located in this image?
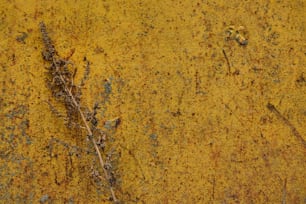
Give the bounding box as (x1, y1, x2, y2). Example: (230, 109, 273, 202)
(0, 0, 305, 203)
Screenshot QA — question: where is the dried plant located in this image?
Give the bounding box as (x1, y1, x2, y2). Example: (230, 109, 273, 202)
(39, 22, 118, 202)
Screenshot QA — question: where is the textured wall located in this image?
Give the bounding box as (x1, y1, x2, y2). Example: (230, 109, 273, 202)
(0, 0, 305, 203)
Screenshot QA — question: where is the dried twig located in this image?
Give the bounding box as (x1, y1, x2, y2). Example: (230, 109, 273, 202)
(222, 49, 231, 75)
(282, 178, 287, 204)
(267, 103, 306, 148)
(39, 22, 118, 202)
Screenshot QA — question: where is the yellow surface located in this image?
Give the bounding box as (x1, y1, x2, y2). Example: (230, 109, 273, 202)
(0, 0, 305, 203)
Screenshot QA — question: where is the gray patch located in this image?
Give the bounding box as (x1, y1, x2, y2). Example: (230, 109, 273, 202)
(40, 194, 49, 203)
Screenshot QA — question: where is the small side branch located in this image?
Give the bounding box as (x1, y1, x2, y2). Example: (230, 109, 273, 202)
(80, 58, 90, 87)
(43, 100, 63, 118)
(267, 103, 306, 148)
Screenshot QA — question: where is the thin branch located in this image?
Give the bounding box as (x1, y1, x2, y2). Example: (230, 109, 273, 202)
(222, 49, 231, 75)
(282, 178, 287, 204)
(267, 103, 306, 148)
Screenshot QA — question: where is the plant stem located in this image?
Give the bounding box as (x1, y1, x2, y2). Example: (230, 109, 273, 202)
(52, 58, 118, 202)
